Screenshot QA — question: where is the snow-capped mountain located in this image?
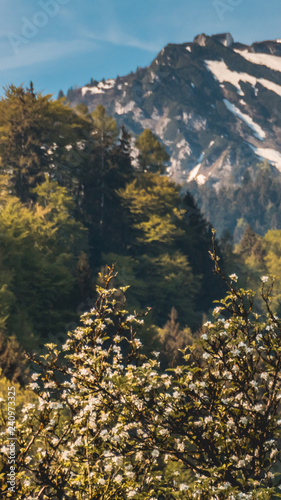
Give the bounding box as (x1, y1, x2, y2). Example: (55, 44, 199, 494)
(66, 33, 281, 191)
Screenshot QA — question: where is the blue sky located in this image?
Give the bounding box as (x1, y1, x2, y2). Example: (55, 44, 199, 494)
(0, 0, 280, 98)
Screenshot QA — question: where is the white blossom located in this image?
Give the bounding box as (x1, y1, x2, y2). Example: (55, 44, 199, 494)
(29, 382, 40, 390)
(213, 307, 221, 314)
(233, 349, 240, 356)
(180, 484, 189, 491)
(240, 416, 248, 425)
(204, 416, 213, 424)
(44, 381, 56, 389)
(237, 459, 246, 467)
(151, 449, 160, 457)
(49, 402, 63, 409)
(203, 321, 213, 328)
(254, 404, 264, 413)
(127, 491, 138, 498)
(226, 418, 235, 429)
(250, 380, 258, 390)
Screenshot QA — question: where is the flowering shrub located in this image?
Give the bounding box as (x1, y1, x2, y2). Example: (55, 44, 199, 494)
(1, 263, 281, 499)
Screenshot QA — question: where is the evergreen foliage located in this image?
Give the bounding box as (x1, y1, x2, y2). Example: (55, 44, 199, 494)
(0, 333, 26, 385)
(193, 162, 281, 239)
(117, 172, 223, 328)
(229, 226, 281, 318)
(0, 83, 225, 382)
(0, 179, 86, 349)
(156, 307, 194, 367)
(76, 106, 134, 262)
(135, 129, 169, 173)
(0, 83, 85, 202)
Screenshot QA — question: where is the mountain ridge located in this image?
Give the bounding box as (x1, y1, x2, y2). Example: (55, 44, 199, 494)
(64, 33, 281, 234)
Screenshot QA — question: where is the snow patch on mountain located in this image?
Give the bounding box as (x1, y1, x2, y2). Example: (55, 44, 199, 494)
(81, 86, 104, 96)
(81, 79, 115, 96)
(187, 163, 201, 181)
(235, 50, 281, 72)
(197, 174, 206, 185)
(205, 59, 281, 97)
(251, 146, 281, 172)
(223, 99, 266, 140)
(205, 59, 256, 93)
(115, 101, 135, 114)
(100, 79, 115, 89)
(187, 153, 206, 184)
(259, 79, 281, 96)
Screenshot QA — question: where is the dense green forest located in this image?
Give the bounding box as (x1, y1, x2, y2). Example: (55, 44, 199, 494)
(191, 162, 281, 240)
(1, 84, 281, 498)
(0, 83, 227, 383)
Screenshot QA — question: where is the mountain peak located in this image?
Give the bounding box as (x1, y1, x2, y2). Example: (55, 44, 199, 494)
(193, 32, 234, 48)
(67, 32, 281, 197)
(193, 33, 209, 47)
(211, 32, 234, 47)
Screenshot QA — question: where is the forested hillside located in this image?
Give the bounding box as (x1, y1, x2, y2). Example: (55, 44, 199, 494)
(0, 83, 225, 383)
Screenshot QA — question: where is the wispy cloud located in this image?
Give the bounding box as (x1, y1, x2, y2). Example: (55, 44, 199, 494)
(0, 38, 97, 71)
(82, 28, 162, 53)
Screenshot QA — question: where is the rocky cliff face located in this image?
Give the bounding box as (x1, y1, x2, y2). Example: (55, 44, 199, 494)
(66, 33, 281, 193)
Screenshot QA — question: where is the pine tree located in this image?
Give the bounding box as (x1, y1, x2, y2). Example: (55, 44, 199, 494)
(181, 191, 226, 313)
(118, 173, 199, 327)
(0, 83, 86, 201)
(78, 107, 134, 262)
(90, 105, 118, 234)
(0, 332, 26, 385)
(135, 128, 169, 173)
(157, 307, 193, 367)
